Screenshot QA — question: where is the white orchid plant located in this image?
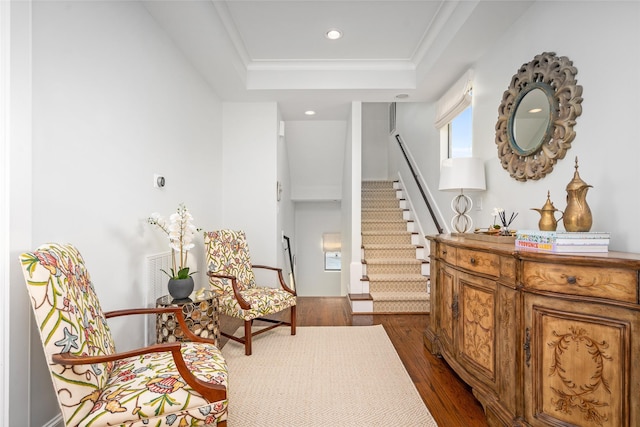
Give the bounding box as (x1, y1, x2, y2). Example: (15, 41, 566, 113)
(491, 207, 504, 229)
(148, 203, 199, 280)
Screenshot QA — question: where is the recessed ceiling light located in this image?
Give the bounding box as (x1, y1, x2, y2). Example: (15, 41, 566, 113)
(304, 110, 316, 116)
(528, 108, 543, 113)
(325, 28, 343, 40)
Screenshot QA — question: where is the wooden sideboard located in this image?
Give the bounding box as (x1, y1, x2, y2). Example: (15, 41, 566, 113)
(425, 234, 640, 427)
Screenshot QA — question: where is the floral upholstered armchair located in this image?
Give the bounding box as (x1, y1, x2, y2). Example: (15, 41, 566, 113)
(19, 243, 228, 426)
(205, 230, 297, 355)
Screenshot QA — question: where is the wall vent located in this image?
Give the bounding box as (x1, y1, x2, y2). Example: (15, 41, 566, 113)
(145, 251, 172, 344)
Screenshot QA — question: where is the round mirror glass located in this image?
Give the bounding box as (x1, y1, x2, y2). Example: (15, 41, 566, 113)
(507, 83, 555, 156)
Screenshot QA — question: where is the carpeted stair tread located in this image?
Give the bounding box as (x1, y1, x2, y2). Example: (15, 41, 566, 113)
(362, 202, 402, 210)
(362, 230, 413, 235)
(370, 291, 430, 301)
(362, 219, 406, 224)
(367, 273, 429, 281)
(373, 299, 431, 313)
(362, 180, 397, 186)
(362, 235, 414, 245)
(362, 213, 405, 221)
(361, 209, 405, 215)
(359, 180, 430, 314)
(362, 226, 407, 231)
(362, 188, 396, 194)
(364, 258, 424, 264)
(363, 244, 422, 249)
(362, 221, 408, 231)
(362, 194, 398, 200)
(369, 281, 428, 293)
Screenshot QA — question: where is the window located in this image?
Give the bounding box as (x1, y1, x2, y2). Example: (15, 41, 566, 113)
(322, 233, 341, 271)
(435, 69, 473, 161)
(448, 105, 472, 158)
(324, 251, 341, 271)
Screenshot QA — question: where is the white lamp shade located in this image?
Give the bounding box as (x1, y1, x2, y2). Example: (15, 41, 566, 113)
(439, 157, 486, 192)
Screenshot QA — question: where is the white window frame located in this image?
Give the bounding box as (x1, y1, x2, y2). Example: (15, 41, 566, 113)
(324, 251, 341, 271)
(322, 233, 341, 272)
(435, 69, 474, 163)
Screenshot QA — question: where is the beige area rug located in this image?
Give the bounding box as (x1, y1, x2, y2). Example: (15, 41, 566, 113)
(220, 325, 438, 426)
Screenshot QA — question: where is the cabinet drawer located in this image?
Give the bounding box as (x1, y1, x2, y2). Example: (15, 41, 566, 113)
(522, 261, 638, 303)
(457, 248, 500, 277)
(439, 245, 457, 265)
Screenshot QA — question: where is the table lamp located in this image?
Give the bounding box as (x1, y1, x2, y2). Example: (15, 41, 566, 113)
(439, 157, 486, 233)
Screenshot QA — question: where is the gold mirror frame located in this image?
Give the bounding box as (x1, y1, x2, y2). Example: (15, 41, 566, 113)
(495, 52, 583, 181)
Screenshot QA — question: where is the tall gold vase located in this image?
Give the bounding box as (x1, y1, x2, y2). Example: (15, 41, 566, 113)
(562, 158, 592, 232)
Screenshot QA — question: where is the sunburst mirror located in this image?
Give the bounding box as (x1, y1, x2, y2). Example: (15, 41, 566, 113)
(495, 52, 583, 181)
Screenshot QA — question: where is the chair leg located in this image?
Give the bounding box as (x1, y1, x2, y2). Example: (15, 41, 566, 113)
(244, 320, 252, 356)
(291, 305, 296, 336)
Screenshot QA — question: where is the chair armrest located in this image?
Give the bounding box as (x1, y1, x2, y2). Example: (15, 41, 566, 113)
(207, 272, 251, 309)
(252, 264, 296, 295)
(52, 342, 180, 364)
(52, 342, 226, 403)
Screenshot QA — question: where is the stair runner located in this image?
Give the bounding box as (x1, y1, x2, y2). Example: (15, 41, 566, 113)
(360, 180, 430, 313)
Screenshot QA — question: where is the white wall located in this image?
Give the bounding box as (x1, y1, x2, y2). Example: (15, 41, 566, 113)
(395, 1, 640, 253)
(5, 1, 33, 425)
(393, 102, 445, 239)
(294, 202, 342, 296)
(277, 116, 296, 288)
(222, 102, 280, 267)
(362, 103, 389, 180)
(340, 111, 354, 296)
(475, 0, 640, 252)
(27, 1, 225, 424)
(345, 102, 363, 294)
(285, 120, 347, 201)
(284, 119, 348, 293)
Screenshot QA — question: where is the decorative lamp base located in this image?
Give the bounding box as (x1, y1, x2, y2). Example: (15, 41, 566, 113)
(451, 192, 473, 233)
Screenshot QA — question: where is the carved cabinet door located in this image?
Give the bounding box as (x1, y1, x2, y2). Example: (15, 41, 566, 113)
(523, 293, 639, 427)
(456, 271, 497, 387)
(438, 264, 456, 351)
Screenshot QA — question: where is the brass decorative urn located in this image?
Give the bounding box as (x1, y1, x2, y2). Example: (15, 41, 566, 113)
(532, 191, 562, 231)
(562, 157, 593, 232)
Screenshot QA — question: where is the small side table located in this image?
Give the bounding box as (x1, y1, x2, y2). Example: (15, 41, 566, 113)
(156, 289, 220, 347)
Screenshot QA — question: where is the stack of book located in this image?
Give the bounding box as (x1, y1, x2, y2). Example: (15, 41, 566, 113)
(515, 230, 610, 253)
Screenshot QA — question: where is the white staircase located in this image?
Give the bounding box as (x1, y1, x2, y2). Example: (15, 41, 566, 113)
(350, 180, 430, 314)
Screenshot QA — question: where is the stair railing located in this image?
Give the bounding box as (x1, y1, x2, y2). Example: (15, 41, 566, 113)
(395, 134, 444, 234)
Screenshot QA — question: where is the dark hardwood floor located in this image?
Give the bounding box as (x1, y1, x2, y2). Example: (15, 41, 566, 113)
(219, 296, 489, 427)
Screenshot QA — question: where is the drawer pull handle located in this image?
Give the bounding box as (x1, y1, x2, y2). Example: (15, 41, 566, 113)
(567, 276, 577, 285)
(470, 257, 476, 265)
(524, 327, 531, 368)
(452, 295, 459, 320)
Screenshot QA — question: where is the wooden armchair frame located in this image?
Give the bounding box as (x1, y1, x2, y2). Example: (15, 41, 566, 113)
(21, 242, 228, 426)
(208, 264, 296, 356)
(52, 306, 227, 410)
